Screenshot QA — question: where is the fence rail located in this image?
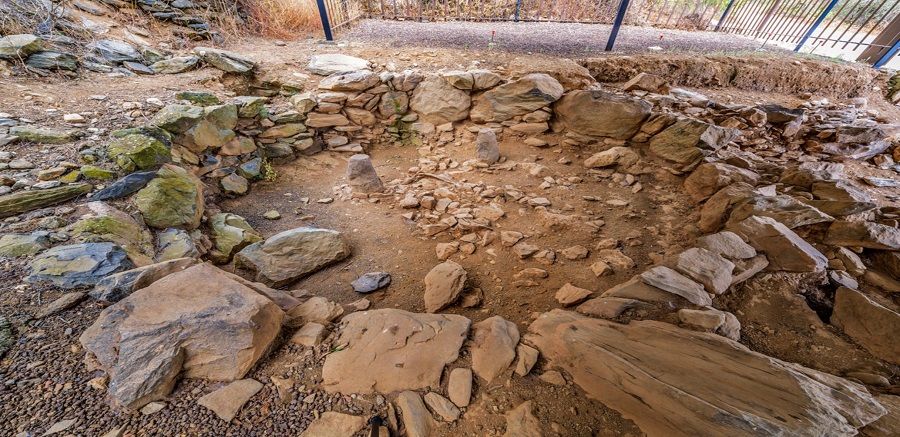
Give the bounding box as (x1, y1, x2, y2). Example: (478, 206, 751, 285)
(315, 0, 900, 67)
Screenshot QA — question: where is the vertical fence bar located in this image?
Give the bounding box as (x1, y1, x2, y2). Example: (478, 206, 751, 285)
(855, 1, 900, 50)
(606, 0, 631, 50)
(316, 0, 334, 40)
(873, 35, 900, 67)
(715, 0, 739, 31)
(795, 0, 840, 51)
(514, 0, 522, 21)
(788, 0, 832, 43)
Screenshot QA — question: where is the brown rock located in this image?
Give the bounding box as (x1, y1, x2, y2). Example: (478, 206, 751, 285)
(290, 322, 328, 347)
(286, 297, 343, 327)
(424, 261, 467, 313)
(36, 291, 86, 319)
(197, 378, 263, 422)
(727, 215, 827, 272)
(299, 412, 367, 437)
(554, 90, 651, 140)
(695, 231, 756, 260)
(684, 162, 759, 203)
(424, 392, 460, 422)
(623, 72, 671, 94)
(514, 344, 539, 377)
(448, 368, 473, 407)
(527, 310, 886, 437)
(825, 221, 900, 250)
(322, 309, 470, 394)
(470, 74, 563, 123)
(409, 75, 471, 125)
(698, 182, 756, 233)
(831, 287, 900, 366)
(470, 316, 520, 383)
(576, 297, 652, 318)
(395, 391, 435, 437)
(555, 283, 593, 307)
(503, 400, 543, 437)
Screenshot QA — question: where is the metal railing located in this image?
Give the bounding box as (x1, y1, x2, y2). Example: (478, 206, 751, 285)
(314, 0, 900, 67)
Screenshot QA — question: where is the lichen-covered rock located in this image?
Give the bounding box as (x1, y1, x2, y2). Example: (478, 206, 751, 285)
(9, 126, 82, 144)
(0, 183, 92, 218)
(0, 34, 42, 58)
(135, 164, 204, 230)
(235, 227, 351, 287)
(150, 105, 205, 135)
(74, 202, 155, 266)
(151, 56, 199, 74)
(0, 233, 50, 257)
(193, 47, 256, 73)
(25, 51, 78, 71)
(107, 134, 171, 171)
(210, 213, 262, 264)
(178, 104, 238, 153)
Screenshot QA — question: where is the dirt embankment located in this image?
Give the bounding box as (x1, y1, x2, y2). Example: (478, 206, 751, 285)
(582, 54, 880, 98)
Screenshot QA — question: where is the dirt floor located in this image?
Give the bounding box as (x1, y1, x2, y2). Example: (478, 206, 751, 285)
(1, 31, 899, 436)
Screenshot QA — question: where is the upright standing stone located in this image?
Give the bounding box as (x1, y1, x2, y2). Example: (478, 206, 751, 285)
(346, 154, 384, 193)
(475, 129, 500, 164)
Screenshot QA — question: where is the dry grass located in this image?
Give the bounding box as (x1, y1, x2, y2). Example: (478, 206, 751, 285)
(236, 0, 323, 39)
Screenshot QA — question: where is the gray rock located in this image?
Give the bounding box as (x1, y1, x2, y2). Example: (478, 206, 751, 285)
(0, 34, 42, 58)
(193, 46, 255, 73)
(95, 39, 143, 63)
(92, 171, 156, 201)
(695, 231, 757, 260)
(306, 54, 370, 75)
(151, 56, 199, 74)
(475, 129, 500, 164)
(209, 213, 261, 263)
(673, 248, 735, 295)
(122, 61, 155, 75)
(155, 229, 198, 262)
(25, 51, 78, 71)
(27, 242, 134, 289)
(728, 195, 834, 229)
(0, 233, 50, 257)
(639, 266, 712, 306)
(824, 221, 900, 250)
(235, 227, 351, 288)
(350, 272, 391, 293)
(90, 258, 198, 302)
(649, 119, 739, 172)
(346, 154, 384, 193)
(318, 70, 379, 91)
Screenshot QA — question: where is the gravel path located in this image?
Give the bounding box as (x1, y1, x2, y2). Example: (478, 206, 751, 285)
(344, 19, 792, 57)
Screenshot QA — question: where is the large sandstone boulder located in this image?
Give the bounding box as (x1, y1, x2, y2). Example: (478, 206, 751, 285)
(79, 264, 284, 409)
(409, 75, 471, 125)
(649, 119, 739, 172)
(235, 227, 351, 287)
(135, 164, 204, 230)
(322, 309, 470, 394)
(554, 90, 651, 140)
(470, 74, 564, 123)
(90, 258, 198, 303)
(527, 310, 887, 437)
(831, 287, 900, 366)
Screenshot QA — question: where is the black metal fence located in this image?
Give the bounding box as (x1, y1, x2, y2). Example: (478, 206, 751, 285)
(315, 0, 900, 67)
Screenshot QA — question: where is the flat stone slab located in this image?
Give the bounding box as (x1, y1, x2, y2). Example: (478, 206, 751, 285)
(322, 309, 470, 394)
(526, 310, 886, 437)
(236, 227, 351, 288)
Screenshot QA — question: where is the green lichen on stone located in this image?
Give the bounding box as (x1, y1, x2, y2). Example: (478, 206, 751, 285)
(107, 134, 171, 171)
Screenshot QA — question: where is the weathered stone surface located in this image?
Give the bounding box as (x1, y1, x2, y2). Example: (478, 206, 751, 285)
(623, 72, 671, 94)
(151, 56, 199, 74)
(0, 233, 49, 257)
(425, 392, 460, 422)
(135, 165, 204, 230)
(350, 271, 391, 293)
(780, 162, 845, 189)
(673, 248, 735, 294)
(0, 183, 92, 218)
(26, 51, 78, 71)
(695, 231, 756, 260)
(471, 74, 563, 123)
(684, 162, 759, 203)
(27, 243, 133, 289)
(576, 296, 651, 319)
(862, 394, 900, 437)
(410, 75, 471, 125)
(304, 112, 349, 128)
(36, 291, 87, 319)
(193, 47, 255, 73)
(107, 133, 171, 171)
(377, 91, 409, 118)
(95, 39, 142, 62)
(514, 344, 539, 377)
(151, 105, 204, 134)
(290, 322, 328, 347)
(236, 227, 351, 288)
(424, 261, 467, 313)
(555, 283, 593, 307)
(10, 125, 81, 144)
(554, 90, 651, 140)
(678, 308, 740, 340)
(825, 221, 900, 250)
(699, 182, 756, 233)
(322, 309, 470, 394)
(869, 250, 900, 278)
(210, 213, 262, 263)
(527, 310, 886, 437)
(503, 400, 542, 437)
(90, 258, 197, 303)
(347, 154, 384, 193)
(728, 216, 827, 272)
(812, 180, 872, 203)
(728, 195, 834, 229)
(831, 287, 900, 366)
(79, 264, 284, 409)
(299, 412, 367, 437)
(470, 316, 520, 383)
(0, 34, 41, 58)
(197, 379, 263, 422)
(74, 202, 155, 266)
(649, 119, 739, 172)
(155, 228, 199, 262)
(286, 296, 343, 327)
(448, 368, 473, 407)
(395, 391, 434, 437)
(178, 104, 237, 153)
(306, 54, 370, 75)
(583, 146, 641, 172)
(640, 266, 712, 306)
(475, 129, 500, 164)
(318, 70, 379, 91)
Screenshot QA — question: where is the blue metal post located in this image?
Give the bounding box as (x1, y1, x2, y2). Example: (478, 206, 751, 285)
(714, 0, 737, 31)
(873, 37, 900, 68)
(514, 0, 522, 22)
(794, 0, 840, 52)
(605, 0, 631, 51)
(316, 0, 334, 41)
